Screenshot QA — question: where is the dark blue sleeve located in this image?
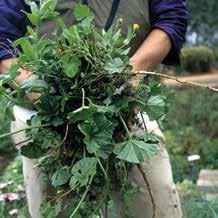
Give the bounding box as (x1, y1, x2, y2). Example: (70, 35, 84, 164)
(0, 0, 30, 61)
(149, 0, 188, 65)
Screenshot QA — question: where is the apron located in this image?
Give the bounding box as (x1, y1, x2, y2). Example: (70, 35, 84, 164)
(38, 0, 151, 55)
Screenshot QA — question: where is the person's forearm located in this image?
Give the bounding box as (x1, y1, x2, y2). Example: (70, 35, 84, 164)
(0, 58, 36, 84)
(130, 29, 172, 71)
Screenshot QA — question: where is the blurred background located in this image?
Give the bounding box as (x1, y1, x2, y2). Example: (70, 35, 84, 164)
(0, 0, 218, 217)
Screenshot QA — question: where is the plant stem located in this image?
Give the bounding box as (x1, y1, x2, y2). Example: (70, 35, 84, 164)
(119, 114, 131, 139)
(13, 138, 31, 147)
(137, 164, 156, 218)
(140, 112, 148, 131)
(0, 124, 50, 139)
(82, 88, 85, 107)
(97, 158, 110, 189)
(70, 175, 94, 218)
(133, 71, 218, 92)
(129, 97, 146, 107)
(3, 93, 17, 104)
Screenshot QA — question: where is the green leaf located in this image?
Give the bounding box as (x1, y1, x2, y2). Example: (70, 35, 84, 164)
(62, 55, 81, 78)
(113, 139, 158, 163)
(70, 157, 97, 189)
(143, 132, 160, 143)
(79, 114, 116, 158)
(105, 58, 126, 74)
(102, 28, 113, 46)
(40, 0, 57, 12)
(5, 106, 15, 121)
(124, 27, 134, 45)
(68, 106, 97, 123)
(15, 38, 37, 61)
(27, 115, 41, 127)
(51, 166, 71, 187)
(21, 142, 45, 159)
(25, 1, 38, 12)
(41, 199, 62, 218)
(112, 96, 130, 112)
(74, 4, 94, 22)
(27, 12, 41, 26)
(147, 95, 166, 120)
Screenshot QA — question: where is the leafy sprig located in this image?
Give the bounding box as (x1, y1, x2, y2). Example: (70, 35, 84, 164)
(0, 1, 169, 217)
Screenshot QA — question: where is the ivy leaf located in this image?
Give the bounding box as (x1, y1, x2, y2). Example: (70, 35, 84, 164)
(21, 142, 45, 159)
(70, 157, 97, 189)
(79, 113, 116, 159)
(113, 139, 158, 163)
(51, 166, 71, 187)
(147, 95, 166, 120)
(105, 58, 126, 74)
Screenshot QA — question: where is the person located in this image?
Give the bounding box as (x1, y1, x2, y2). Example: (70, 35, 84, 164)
(0, 1, 188, 217)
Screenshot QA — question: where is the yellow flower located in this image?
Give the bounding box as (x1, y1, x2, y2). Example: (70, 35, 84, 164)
(133, 23, 140, 30)
(56, 47, 62, 56)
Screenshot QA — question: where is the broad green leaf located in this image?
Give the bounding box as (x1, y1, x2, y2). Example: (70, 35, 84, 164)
(62, 55, 81, 78)
(41, 199, 62, 218)
(143, 132, 160, 143)
(63, 26, 80, 42)
(37, 38, 53, 53)
(5, 106, 15, 121)
(113, 139, 158, 163)
(27, 12, 41, 26)
(74, 4, 94, 22)
(147, 95, 166, 120)
(15, 38, 37, 61)
(79, 113, 116, 158)
(27, 115, 41, 127)
(21, 142, 45, 159)
(102, 28, 113, 46)
(70, 157, 97, 189)
(104, 58, 126, 74)
(51, 166, 71, 187)
(40, 0, 57, 12)
(109, 96, 130, 113)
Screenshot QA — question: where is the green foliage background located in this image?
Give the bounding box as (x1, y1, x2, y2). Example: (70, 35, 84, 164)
(165, 89, 218, 182)
(181, 46, 215, 73)
(188, 0, 218, 46)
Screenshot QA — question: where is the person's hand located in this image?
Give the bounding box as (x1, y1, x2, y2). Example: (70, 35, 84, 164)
(128, 56, 147, 88)
(0, 58, 15, 74)
(0, 58, 40, 101)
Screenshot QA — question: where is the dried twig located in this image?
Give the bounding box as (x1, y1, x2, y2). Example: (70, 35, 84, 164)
(137, 164, 156, 218)
(132, 71, 218, 92)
